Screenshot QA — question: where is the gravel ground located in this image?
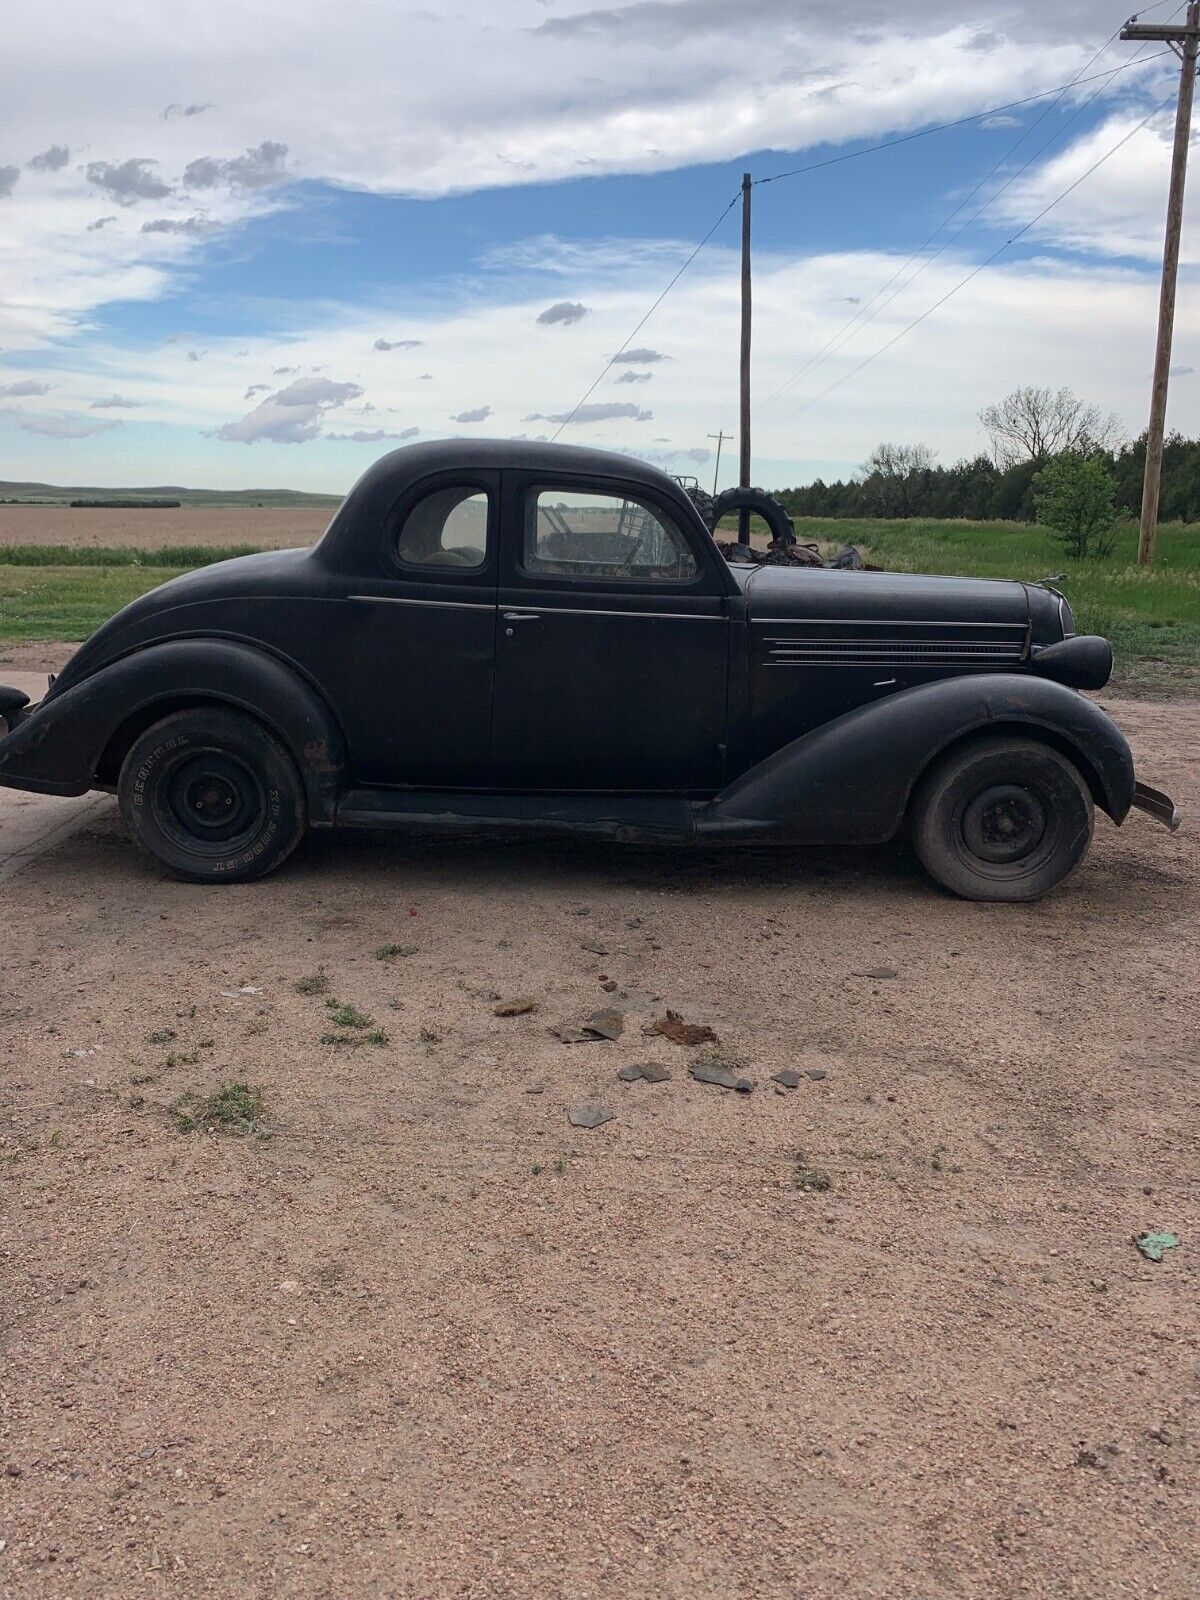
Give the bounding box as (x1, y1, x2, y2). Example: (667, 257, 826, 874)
(0, 695, 1197, 1599)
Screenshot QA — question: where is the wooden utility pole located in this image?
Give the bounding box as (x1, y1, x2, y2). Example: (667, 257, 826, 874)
(706, 429, 731, 496)
(1122, 2, 1200, 566)
(739, 171, 753, 540)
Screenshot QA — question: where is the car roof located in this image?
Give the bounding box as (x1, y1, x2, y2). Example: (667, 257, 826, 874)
(315, 438, 693, 564)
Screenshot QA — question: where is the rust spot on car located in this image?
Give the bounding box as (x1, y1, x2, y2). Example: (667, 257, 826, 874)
(302, 738, 339, 775)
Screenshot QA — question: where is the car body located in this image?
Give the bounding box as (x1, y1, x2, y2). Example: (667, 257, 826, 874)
(0, 439, 1179, 896)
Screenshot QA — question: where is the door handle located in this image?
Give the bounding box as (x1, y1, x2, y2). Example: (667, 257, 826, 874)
(503, 611, 540, 636)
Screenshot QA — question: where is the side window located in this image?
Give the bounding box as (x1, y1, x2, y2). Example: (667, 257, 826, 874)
(396, 486, 489, 570)
(524, 488, 698, 582)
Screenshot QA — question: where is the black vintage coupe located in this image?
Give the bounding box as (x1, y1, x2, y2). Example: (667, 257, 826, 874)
(0, 441, 1179, 897)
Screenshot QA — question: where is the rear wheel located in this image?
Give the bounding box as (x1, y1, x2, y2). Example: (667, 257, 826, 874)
(118, 706, 306, 882)
(909, 736, 1094, 902)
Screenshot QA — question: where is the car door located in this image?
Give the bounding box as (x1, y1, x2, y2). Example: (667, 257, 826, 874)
(490, 471, 732, 792)
(343, 470, 498, 787)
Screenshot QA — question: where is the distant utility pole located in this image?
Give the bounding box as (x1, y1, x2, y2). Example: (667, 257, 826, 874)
(707, 429, 731, 496)
(739, 171, 752, 540)
(1121, 1, 1200, 566)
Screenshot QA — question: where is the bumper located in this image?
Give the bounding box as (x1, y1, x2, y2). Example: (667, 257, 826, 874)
(0, 685, 31, 734)
(1130, 781, 1181, 832)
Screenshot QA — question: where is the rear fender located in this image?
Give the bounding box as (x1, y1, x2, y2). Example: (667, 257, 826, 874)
(0, 639, 348, 822)
(699, 673, 1136, 842)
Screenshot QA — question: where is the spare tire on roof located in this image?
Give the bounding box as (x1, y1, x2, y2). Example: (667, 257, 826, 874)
(712, 486, 796, 547)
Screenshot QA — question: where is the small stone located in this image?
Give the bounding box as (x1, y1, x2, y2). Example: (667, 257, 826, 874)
(494, 997, 538, 1017)
(616, 1061, 672, 1084)
(805, 1068, 827, 1081)
(601, 980, 617, 993)
(772, 1070, 802, 1089)
(851, 967, 897, 980)
(583, 1008, 624, 1041)
(690, 1060, 752, 1093)
(551, 1024, 594, 1043)
(525, 1085, 545, 1095)
(568, 1105, 615, 1130)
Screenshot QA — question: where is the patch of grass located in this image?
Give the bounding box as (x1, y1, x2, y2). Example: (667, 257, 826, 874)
(793, 1151, 832, 1193)
(0, 565, 186, 641)
(320, 1028, 389, 1048)
(165, 1049, 200, 1068)
(375, 942, 418, 961)
(325, 1000, 372, 1029)
(173, 1081, 268, 1136)
(146, 1027, 176, 1044)
(0, 543, 263, 567)
(294, 968, 329, 997)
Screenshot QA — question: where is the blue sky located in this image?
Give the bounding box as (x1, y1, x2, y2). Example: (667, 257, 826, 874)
(1, 0, 1196, 490)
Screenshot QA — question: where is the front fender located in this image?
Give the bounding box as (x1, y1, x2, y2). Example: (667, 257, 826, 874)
(0, 639, 348, 823)
(699, 674, 1136, 842)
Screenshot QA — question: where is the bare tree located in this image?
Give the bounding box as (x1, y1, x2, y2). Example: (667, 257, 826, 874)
(979, 386, 1123, 468)
(857, 442, 937, 517)
(859, 441, 937, 479)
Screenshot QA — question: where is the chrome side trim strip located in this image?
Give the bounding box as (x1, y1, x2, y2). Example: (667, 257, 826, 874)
(350, 595, 723, 621)
(755, 617, 1029, 629)
(499, 606, 725, 622)
(350, 594, 495, 611)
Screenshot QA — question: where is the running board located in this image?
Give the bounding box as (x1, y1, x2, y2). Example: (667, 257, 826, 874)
(336, 788, 697, 843)
(1131, 781, 1181, 832)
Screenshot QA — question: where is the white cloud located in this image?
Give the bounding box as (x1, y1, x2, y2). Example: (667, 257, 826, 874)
(326, 426, 419, 442)
(990, 105, 1190, 260)
(451, 405, 491, 423)
(0, 379, 52, 397)
(215, 375, 363, 443)
(28, 144, 70, 172)
(536, 300, 590, 326)
(374, 337, 423, 351)
(17, 413, 119, 438)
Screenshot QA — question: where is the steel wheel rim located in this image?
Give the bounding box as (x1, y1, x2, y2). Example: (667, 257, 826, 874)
(157, 749, 267, 855)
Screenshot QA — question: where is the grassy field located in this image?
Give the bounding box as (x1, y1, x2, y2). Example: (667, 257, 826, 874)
(2, 515, 1198, 691)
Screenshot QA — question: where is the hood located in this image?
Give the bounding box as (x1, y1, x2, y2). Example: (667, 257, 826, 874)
(47, 547, 314, 701)
(739, 563, 1031, 628)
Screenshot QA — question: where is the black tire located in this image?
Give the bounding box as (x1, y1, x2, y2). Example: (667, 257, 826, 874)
(118, 706, 307, 883)
(712, 486, 796, 547)
(683, 485, 716, 530)
(909, 736, 1094, 902)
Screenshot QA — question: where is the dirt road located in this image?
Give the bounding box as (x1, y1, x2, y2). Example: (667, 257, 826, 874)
(0, 505, 332, 551)
(1, 696, 1197, 1598)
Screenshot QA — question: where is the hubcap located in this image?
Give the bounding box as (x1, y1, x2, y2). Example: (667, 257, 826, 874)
(162, 751, 266, 851)
(961, 784, 1047, 864)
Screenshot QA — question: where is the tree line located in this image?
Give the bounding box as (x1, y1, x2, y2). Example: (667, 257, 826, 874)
(777, 386, 1200, 526)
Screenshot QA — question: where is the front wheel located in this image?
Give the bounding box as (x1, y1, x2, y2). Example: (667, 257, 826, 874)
(909, 736, 1094, 902)
(118, 706, 306, 882)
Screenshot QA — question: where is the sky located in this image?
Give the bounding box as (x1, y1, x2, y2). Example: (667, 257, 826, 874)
(2, 0, 1199, 492)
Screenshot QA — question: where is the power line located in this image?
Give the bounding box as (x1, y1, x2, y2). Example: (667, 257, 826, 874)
(548, 194, 740, 440)
(758, 47, 1175, 411)
(752, 50, 1173, 188)
(775, 93, 1175, 426)
(549, 35, 1177, 442)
